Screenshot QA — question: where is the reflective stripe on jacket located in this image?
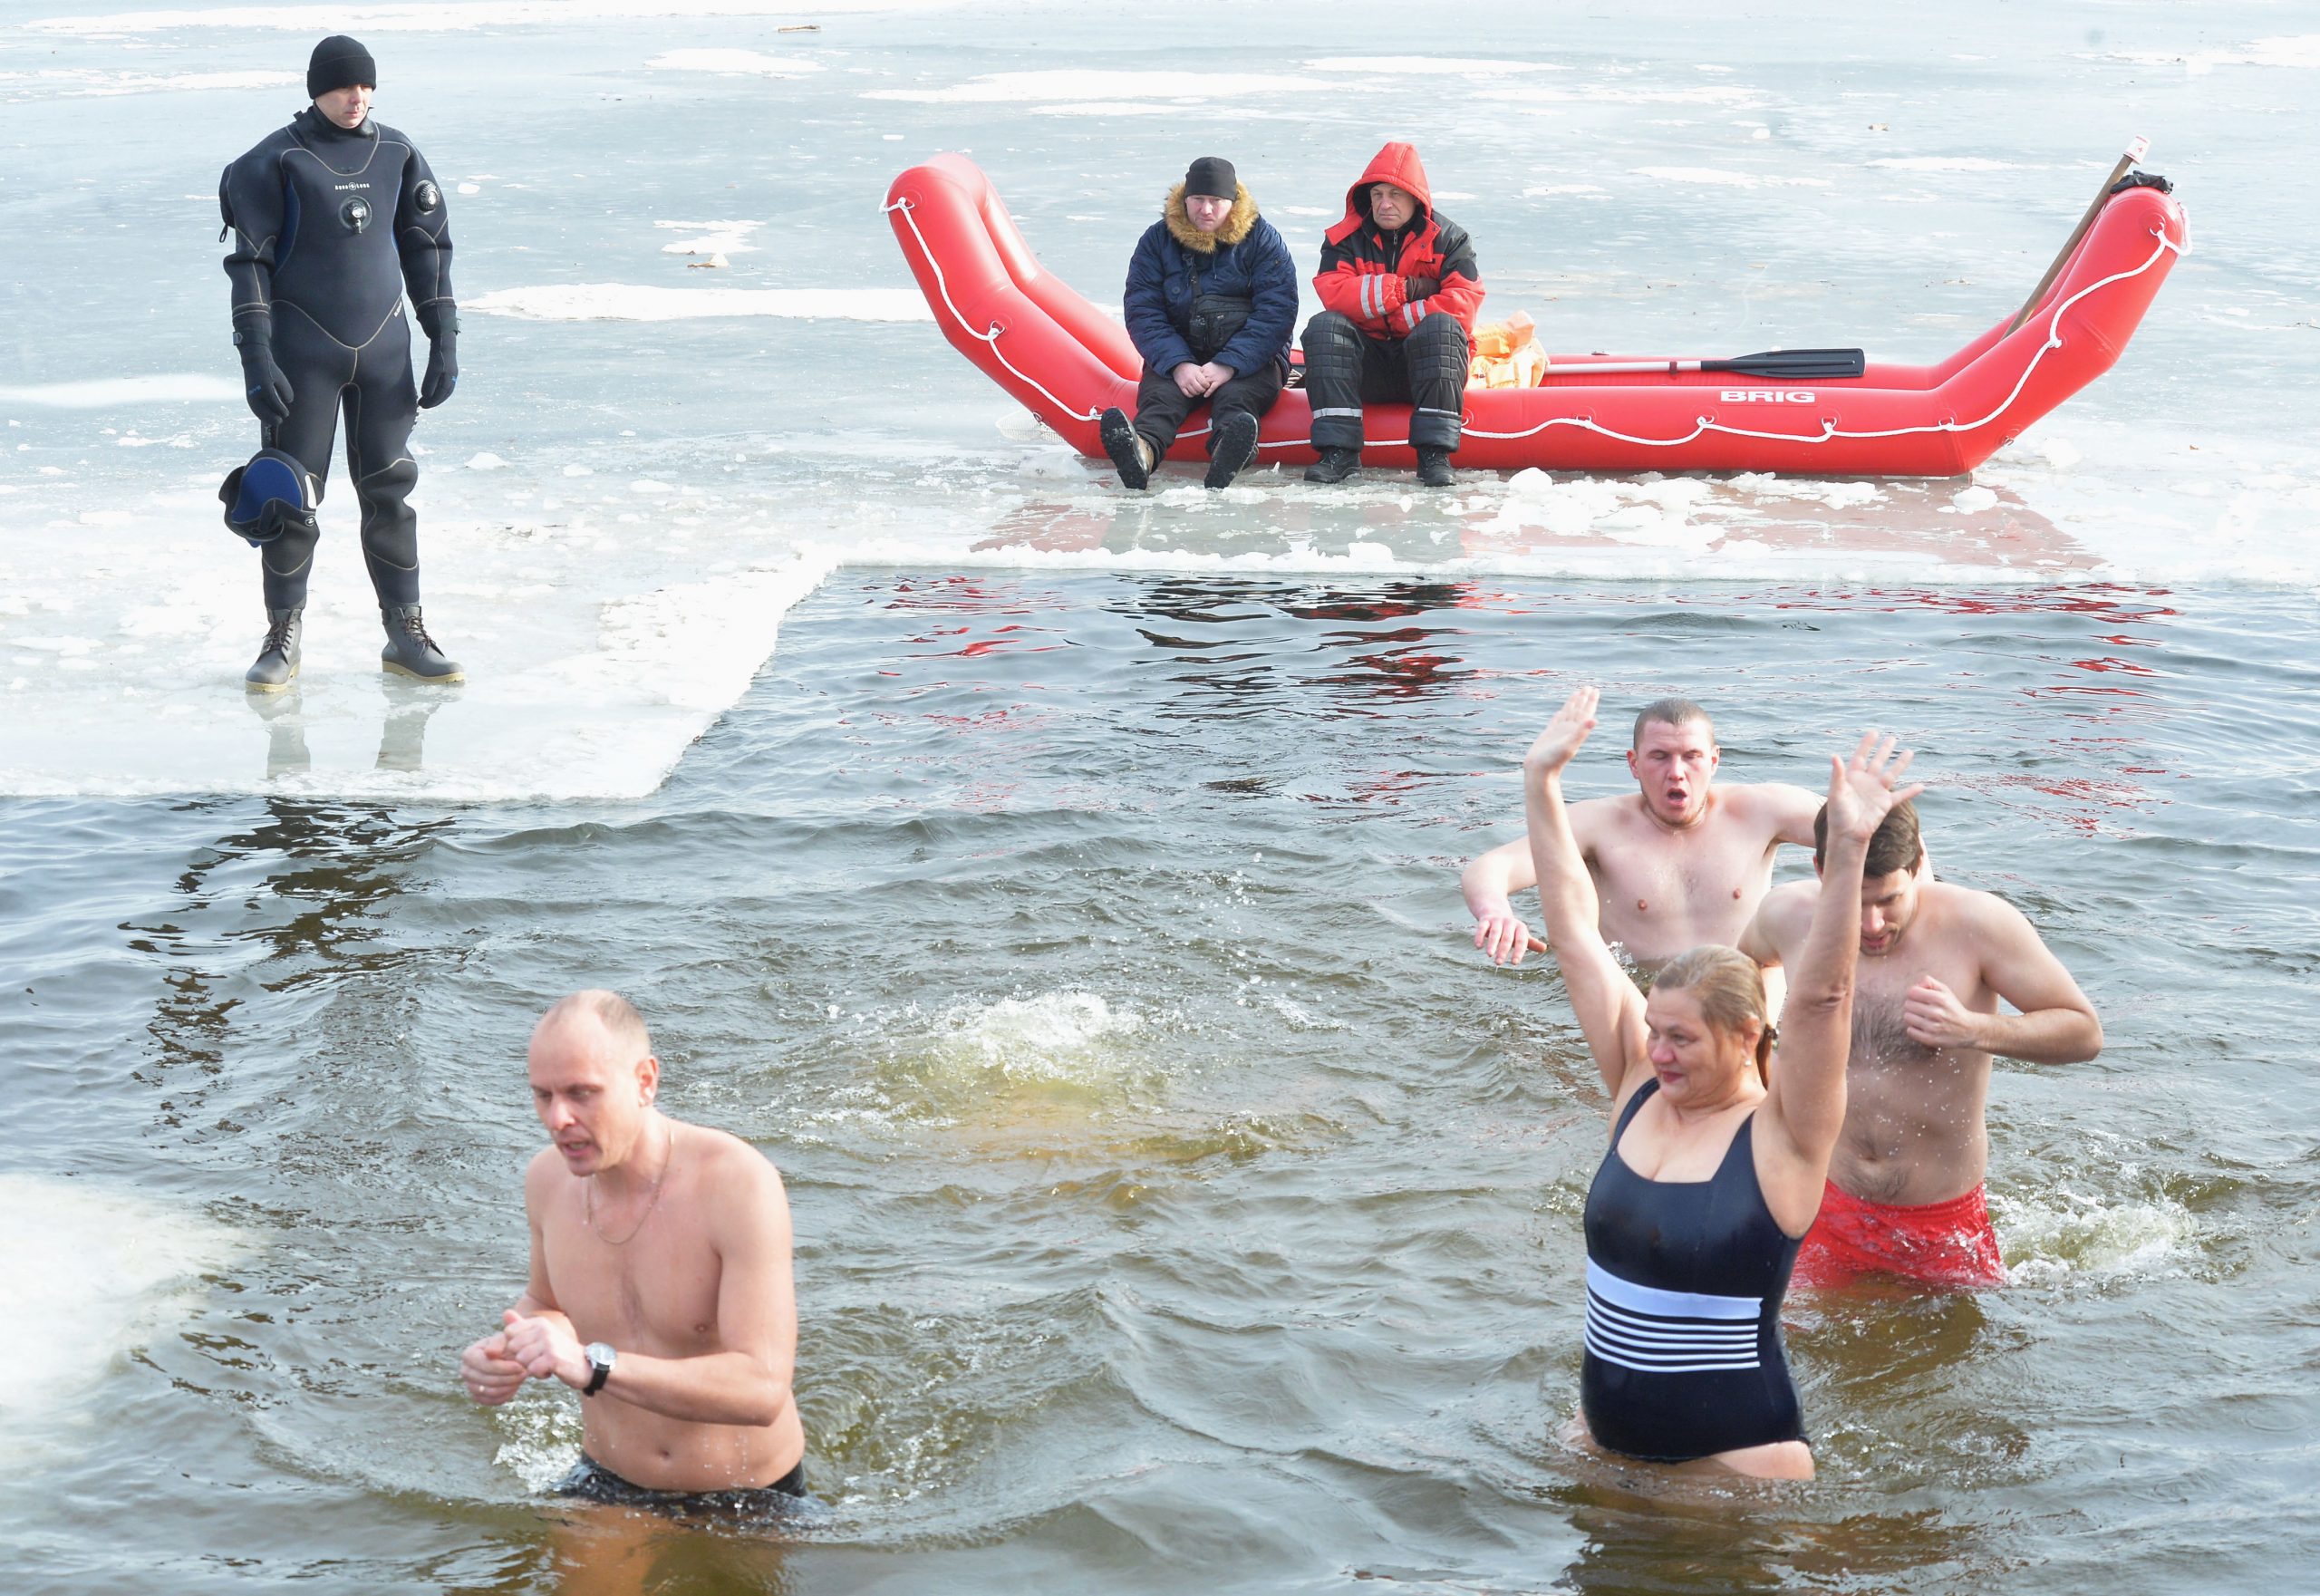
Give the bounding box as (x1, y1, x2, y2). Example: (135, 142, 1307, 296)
(1313, 140, 1483, 341)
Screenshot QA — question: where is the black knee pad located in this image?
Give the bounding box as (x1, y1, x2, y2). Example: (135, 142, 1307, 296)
(1405, 315, 1472, 447)
(1300, 311, 1368, 402)
(1407, 314, 1472, 383)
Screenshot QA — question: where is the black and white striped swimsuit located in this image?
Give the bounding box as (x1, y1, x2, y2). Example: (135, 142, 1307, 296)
(1580, 1079, 1806, 1463)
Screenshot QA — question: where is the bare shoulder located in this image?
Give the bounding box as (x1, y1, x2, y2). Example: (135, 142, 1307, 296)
(679, 1123, 789, 1225)
(521, 1146, 566, 1208)
(1939, 881, 2042, 941)
(1757, 879, 1818, 938)
(1721, 780, 1822, 834)
(1568, 792, 1637, 840)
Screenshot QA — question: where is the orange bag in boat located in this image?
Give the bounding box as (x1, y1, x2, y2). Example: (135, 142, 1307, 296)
(1467, 312, 1548, 388)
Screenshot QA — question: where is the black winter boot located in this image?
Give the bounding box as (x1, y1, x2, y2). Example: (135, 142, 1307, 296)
(1415, 448, 1456, 488)
(380, 605, 464, 683)
(1204, 411, 1260, 489)
(1304, 447, 1361, 485)
(245, 607, 303, 692)
(1100, 407, 1154, 489)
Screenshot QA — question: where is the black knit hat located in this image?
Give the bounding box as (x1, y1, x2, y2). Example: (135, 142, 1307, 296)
(307, 35, 377, 100)
(1184, 156, 1237, 200)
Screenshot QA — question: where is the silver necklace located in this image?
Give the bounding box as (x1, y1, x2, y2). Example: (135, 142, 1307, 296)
(585, 1122, 676, 1246)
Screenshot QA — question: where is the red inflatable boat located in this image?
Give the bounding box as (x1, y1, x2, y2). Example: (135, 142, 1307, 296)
(884, 155, 2186, 477)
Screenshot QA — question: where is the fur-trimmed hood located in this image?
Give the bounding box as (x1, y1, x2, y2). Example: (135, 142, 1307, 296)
(1164, 181, 1260, 254)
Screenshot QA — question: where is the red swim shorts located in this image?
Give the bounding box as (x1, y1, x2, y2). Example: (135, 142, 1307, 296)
(1792, 1179, 2007, 1290)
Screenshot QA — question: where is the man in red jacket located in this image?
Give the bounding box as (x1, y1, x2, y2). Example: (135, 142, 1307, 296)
(1302, 142, 1484, 488)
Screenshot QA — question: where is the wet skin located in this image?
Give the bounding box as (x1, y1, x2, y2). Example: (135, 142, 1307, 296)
(1742, 865, 2103, 1205)
(1522, 685, 1922, 1481)
(459, 1008, 806, 1492)
(1464, 717, 1821, 964)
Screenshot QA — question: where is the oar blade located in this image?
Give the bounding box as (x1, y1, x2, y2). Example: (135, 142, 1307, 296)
(1710, 347, 1866, 380)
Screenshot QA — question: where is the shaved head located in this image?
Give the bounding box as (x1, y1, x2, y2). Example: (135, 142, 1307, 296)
(1632, 697, 1714, 750)
(535, 989, 653, 1059)
(528, 991, 661, 1177)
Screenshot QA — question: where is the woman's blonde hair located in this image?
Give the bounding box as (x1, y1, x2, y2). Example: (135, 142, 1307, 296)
(1653, 945, 1774, 1076)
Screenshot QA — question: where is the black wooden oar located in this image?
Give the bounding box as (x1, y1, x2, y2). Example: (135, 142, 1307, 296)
(1545, 347, 1867, 380)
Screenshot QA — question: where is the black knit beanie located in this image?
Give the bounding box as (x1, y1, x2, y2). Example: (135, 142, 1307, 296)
(1184, 156, 1237, 200)
(308, 35, 377, 100)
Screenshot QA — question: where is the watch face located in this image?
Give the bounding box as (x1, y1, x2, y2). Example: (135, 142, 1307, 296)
(586, 1342, 614, 1367)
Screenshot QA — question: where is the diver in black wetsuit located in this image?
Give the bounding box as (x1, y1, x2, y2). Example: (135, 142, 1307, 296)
(221, 35, 462, 690)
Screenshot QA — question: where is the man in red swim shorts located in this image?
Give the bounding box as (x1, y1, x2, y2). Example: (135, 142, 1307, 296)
(1742, 798, 2104, 1289)
(1790, 1178, 2007, 1289)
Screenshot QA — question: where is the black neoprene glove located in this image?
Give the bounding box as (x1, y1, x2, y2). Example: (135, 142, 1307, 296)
(419, 327, 459, 409)
(1403, 276, 1439, 300)
(237, 334, 294, 426)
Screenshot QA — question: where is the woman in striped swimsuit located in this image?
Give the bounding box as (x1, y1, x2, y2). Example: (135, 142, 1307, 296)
(1521, 687, 1919, 1479)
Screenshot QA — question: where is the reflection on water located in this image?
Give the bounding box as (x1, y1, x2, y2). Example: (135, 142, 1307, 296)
(237, 676, 459, 785)
(543, 1507, 798, 1596)
(246, 686, 311, 779)
(378, 680, 456, 772)
(1548, 1474, 1983, 1596)
(962, 476, 2092, 576)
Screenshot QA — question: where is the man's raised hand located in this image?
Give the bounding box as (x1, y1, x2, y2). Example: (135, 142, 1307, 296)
(1522, 686, 1601, 779)
(1822, 731, 1924, 847)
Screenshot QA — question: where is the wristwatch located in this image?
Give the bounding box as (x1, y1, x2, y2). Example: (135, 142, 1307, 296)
(582, 1342, 616, 1396)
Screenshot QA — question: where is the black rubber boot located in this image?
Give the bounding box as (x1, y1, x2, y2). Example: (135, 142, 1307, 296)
(380, 604, 464, 683)
(1100, 407, 1153, 489)
(1304, 447, 1361, 485)
(1415, 448, 1456, 488)
(1204, 411, 1260, 489)
(245, 606, 303, 692)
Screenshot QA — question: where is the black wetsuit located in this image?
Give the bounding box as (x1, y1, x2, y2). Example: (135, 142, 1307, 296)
(1580, 1080, 1807, 1463)
(221, 108, 453, 609)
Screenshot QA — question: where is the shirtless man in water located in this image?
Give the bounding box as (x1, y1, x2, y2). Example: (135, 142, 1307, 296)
(1463, 696, 1820, 966)
(459, 991, 808, 1506)
(1740, 800, 2103, 1288)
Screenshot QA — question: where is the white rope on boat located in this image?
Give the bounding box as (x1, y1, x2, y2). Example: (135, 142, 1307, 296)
(891, 185, 2185, 459)
(1462, 226, 2187, 449)
(884, 196, 1104, 424)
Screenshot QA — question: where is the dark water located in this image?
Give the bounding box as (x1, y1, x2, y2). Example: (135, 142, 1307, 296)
(5, 572, 2317, 1593)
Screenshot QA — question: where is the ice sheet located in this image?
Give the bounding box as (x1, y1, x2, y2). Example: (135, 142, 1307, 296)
(867, 70, 1331, 104)
(0, 67, 301, 98)
(1867, 157, 2024, 171)
(647, 50, 824, 78)
(1630, 167, 1833, 188)
(464, 285, 932, 322)
(0, 375, 243, 408)
(4, 2, 2315, 803)
(2106, 34, 2320, 74)
(28, 0, 947, 34)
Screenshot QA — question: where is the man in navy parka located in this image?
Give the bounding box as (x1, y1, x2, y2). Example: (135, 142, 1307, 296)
(1101, 156, 1298, 491)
